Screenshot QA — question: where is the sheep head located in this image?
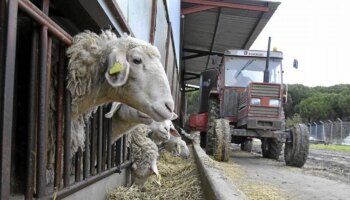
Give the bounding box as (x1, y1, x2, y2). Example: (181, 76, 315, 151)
(149, 114, 179, 145)
(164, 137, 190, 159)
(67, 30, 174, 122)
(105, 35, 174, 122)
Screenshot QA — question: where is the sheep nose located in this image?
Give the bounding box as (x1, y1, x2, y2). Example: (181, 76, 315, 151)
(165, 101, 174, 113)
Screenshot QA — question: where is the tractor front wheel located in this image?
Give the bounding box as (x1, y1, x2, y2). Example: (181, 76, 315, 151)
(284, 124, 309, 167)
(207, 119, 231, 162)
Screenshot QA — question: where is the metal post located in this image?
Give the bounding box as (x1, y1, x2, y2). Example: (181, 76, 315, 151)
(319, 121, 325, 142)
(36, 0, 50, 197)
(97, 108, 103, 173)
(26, 25, 39, 200)
(337, 118, 343, 144)
(328, 120, 333, 144)
(313, 122, 318, 140)
(64, 91, 72, 187)
(54, 43, 65, 190)
(0, 0, 18, 199)
(83, 120, 90, 179)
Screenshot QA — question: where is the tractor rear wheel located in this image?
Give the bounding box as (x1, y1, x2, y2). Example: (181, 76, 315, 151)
(284, 124, 309, 167)
(241, 140, 253, 152)
(206, 97, 220, 155)
(207, 119, 231, 162)
(261, 138, 283, 160)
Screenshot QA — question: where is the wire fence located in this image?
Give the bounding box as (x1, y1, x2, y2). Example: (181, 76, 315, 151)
(308, 120, 350, 144)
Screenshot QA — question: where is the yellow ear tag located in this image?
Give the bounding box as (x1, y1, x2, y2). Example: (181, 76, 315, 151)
(109, 62, 123, 75)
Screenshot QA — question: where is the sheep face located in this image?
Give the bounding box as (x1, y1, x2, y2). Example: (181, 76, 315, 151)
(164, 137, 190, 159)
(106, 43, 174, 122)
(149, 115, 179, 145)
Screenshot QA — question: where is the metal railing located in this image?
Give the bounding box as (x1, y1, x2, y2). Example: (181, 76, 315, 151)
(308, 120, 350, 144)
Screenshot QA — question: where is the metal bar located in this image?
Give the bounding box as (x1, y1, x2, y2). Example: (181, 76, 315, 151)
(97, 108, 103, 173)
(107, 110, 112, 170)
(149, 0, 157, 44)
(181, 0, 269, 12)
(115, 139, 121, 166)
(90, 115, 97, 175)
(183, 48, 223, 56)
(64, 91, 72, 187)
(54, 43, 65, 190)
(205, 8, 221, 70)
(18, 0, 72, 45)
(75, 149, 82, 182)
(102, 107, 108, 171)
(83, 120, 90, 179)
(0, 0, 18, 199)
(26, 25, 39, 200)
(36, 0, 50, 196)
(122, 135, 127, 162)
(164, 24, 171, 72)
(52, 162, 131, 199)
(106, 0, 134, 36)
(182, 5, 217, 15)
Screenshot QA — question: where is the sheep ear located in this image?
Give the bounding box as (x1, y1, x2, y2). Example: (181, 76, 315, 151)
(105, 102, 122, 118)
(105, 49, 130, 87)
(150, 160, 159, 176)
(170, 127, 181, 137)
(170, 113, 178, 120)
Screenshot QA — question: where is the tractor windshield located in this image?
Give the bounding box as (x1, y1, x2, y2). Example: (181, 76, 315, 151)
(224, 57, 283, 87)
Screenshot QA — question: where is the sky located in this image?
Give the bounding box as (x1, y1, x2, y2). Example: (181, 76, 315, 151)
(251, 0, 350, 87)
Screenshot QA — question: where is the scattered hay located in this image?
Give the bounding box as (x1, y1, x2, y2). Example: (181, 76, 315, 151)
(108, 145, 204, 200)
(212, 155, 287, 200)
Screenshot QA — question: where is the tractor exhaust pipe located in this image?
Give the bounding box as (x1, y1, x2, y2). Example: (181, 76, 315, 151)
(264, 37, 271, 83)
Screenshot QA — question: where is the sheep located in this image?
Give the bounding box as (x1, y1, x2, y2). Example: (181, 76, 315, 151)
(162, 135, 190, 159)
(66, 30, 174, 153)
(128, 125, 161, 187)
(106, 102, 189, 158)
(104, 102, 178, 143)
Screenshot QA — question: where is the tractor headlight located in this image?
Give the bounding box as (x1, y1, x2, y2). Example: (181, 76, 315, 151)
(269, 99, 280, 107)
(251, 98, 261, 105)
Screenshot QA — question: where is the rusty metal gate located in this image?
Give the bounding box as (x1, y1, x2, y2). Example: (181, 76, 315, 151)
(0, 0, 132, 199)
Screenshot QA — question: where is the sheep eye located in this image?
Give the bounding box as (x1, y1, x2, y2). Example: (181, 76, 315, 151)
(132, 58, 142, 64)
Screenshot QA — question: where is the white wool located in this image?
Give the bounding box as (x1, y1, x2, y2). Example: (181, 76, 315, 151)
(66, 29, 173, 154)
(129, 125, 159, 187)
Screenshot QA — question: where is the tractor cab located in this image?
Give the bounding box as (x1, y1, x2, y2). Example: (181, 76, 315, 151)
(218, 49, 285, 131)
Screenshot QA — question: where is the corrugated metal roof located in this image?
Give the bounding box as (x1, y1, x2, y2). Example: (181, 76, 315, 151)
(182, 0, 280, 86)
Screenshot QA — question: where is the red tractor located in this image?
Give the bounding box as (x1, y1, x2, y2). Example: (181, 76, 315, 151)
(189, 44, 309, 167)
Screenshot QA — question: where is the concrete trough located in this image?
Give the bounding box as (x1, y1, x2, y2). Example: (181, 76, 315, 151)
(192, 141, 247, 200)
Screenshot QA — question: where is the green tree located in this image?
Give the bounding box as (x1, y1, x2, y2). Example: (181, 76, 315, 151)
(297, 93, 338, 121)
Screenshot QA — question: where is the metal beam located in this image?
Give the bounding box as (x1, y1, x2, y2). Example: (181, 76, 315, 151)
(106, 0, 134, 36)
(182, 5, 217, 15)
(181, 0, 269, 12)
(205, 7, 221, 70)
(149, 0, 157, 44)
(184, 72, 200, 76)
(183, 48, 223, 56)
(183, 53, 207, 60)
(242, 4, 268, 49)
(0, 0, 18, 199)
